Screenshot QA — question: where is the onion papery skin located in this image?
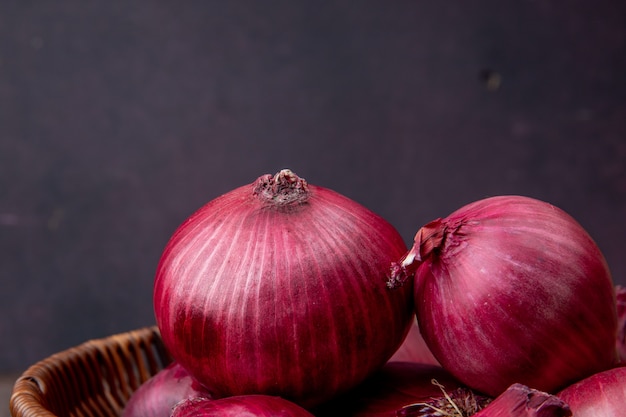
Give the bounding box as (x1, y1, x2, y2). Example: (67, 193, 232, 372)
(394, 195, 617, 397)
(154, 170, 413, 408)
(313, 361, 490, 417)
(473, 383, 571, 417)
(171, 395, 315, 417)
(121, 362, 211, 417)
(557, 366, 626, 417)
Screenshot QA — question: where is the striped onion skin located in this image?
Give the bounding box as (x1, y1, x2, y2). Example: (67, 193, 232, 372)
(392, 195, 617, 398)
(153, 170, 413, 408)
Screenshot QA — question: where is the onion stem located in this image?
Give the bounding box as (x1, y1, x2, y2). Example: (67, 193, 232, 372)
(397, 380, 490, 417)
(253, 168, 310, 206)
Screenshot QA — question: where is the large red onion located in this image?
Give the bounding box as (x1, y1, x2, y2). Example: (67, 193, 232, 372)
(154, 169, 413, 407)
(171, 395, 314, 417)
(122, 362, 211, 417)
(557, 366, 626, 417)
(388, 195, 617, 397)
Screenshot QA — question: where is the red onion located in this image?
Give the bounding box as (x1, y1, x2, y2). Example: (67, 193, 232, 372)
(557, 366, 626, 417)
(388, 195, 617, 397)
(122, 362, 211, 417)
(471, 383, 571, 417)
(388, 317, 439, 366)
(616, 285, 626, 363)
(171, 395, 314, 417)
(314, 361, 490, 417)
(154, 169, 413, 407)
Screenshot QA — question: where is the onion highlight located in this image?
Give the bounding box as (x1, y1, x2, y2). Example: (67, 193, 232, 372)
(389, 195, 617, 397)
(154, 169, 414, 407)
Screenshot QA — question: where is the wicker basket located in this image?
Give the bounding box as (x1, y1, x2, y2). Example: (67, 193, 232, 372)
(9, 326, 172, 417)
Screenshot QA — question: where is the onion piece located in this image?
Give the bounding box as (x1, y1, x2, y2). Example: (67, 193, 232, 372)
(389, 195, 617, 397)
(122, 362, 211, 417)
(557, 366, 626, 417)
(154, 169, 414, 407)
(171, 395, 314, 417)
(471, 383, 571, 417)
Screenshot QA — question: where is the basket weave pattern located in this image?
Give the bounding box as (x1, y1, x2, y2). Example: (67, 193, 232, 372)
(9, 327, 172, 417)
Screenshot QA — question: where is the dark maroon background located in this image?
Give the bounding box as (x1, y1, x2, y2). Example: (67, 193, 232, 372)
(1, 1, 625, 372)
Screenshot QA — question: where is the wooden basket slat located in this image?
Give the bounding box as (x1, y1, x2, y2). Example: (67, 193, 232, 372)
(9, 327, 173, 417)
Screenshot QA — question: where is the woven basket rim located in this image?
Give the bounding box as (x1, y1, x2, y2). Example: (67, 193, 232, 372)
(9, 326, 170, 417)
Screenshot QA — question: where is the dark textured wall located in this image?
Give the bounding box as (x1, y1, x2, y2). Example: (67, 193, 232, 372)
(1, 1, 625, 373)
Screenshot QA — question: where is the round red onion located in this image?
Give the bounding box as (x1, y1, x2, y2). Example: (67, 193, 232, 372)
(171, 395, 314, 417)
(154, 169, 413, 407)
(122, 362, 211, 417)
(388, 195, 617, 397)
(557, 366, 626, 417)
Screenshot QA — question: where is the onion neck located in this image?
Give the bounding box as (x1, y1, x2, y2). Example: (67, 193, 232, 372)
(387, 219, 447, 289)
(253, 169, 310, 207)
